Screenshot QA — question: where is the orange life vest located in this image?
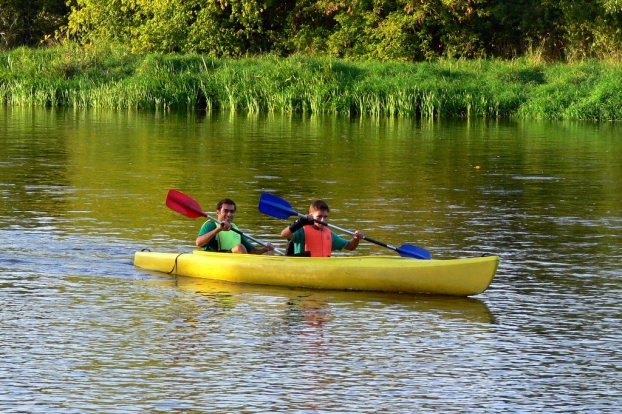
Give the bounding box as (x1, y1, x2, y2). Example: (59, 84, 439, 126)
(303, 225, 333, 257)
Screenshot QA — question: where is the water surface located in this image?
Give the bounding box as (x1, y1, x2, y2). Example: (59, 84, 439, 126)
(1, 107, 621, 412)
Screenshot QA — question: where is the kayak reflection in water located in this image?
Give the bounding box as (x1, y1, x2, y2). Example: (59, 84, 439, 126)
(196, 198, 275, 254)
(280, 199, 364, 257)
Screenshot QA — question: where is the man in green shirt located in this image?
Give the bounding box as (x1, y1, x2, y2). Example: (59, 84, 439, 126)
(196, 198, 274, 254)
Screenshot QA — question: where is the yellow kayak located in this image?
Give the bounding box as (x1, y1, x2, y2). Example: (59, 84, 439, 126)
(134, 250, 499, 296)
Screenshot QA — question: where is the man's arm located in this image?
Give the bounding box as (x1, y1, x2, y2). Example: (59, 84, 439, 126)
(281, 216, 314, 238)
(343, 230, 365, 251)
(249, 245, 274, 255)
(241, 234, 274, 255)
(196, 221, 227, 248)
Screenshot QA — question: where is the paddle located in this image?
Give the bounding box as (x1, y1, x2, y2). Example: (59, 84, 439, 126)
(258, 193, 431, 260)
(166, 189, 284, 255)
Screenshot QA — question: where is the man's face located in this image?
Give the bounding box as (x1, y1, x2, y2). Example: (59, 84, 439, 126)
(217, 203, 236, 223)
(310, 209, 328, 227)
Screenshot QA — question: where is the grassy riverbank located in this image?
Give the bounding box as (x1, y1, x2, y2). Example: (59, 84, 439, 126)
(2, 43, 622, 120)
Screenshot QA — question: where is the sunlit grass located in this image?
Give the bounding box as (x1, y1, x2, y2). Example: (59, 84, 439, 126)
(1, 43, 622, 120)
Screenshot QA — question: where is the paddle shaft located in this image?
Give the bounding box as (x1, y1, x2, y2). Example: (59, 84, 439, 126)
(207, 214, 282, 254)
(295, 212, 403, 251)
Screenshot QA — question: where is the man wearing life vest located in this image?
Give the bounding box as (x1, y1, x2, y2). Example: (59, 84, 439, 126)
(280, 200, 364, 257)
(196, 198, 275, 254)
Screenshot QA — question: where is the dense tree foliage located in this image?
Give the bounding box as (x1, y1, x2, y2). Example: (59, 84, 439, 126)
(2, 0, 622, 60)
(0, 0, 69, 48)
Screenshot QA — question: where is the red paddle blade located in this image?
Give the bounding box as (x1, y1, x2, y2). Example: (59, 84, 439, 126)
(166, 189, 207, 219)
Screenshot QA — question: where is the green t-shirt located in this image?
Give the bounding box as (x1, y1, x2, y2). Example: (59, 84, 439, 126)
(289, 228, 349, 256)
(198, 221, 255, 252)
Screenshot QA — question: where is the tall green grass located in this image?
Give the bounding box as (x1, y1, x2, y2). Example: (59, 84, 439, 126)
(1, 43, 622, 120)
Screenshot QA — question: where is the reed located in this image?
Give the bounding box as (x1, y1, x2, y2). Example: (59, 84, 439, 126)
(1, 44, 622, 120)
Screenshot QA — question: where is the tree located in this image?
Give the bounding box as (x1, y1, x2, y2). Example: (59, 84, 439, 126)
(318, 0, 491, 61)
(0, 0, 68, 48)
(58, 0, 622, 61)
(64, 0, 299, 56)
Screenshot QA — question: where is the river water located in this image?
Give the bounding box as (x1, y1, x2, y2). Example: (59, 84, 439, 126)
(1, 106, 621, 412)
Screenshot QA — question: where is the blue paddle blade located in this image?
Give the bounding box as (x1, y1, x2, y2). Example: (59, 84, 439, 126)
(258, 193, 299, 219)
(396, 244, 432, 260)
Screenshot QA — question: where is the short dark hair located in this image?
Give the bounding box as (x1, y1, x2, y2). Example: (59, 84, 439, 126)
(310, 200, 329, 213)
(217, 198, 236, 211)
